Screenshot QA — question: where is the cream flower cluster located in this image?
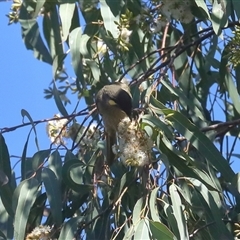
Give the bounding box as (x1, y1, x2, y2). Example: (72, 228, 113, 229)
(113, 117, 153, 167)
(96, 27, 132, 55)
(119, 28, 132, 43)
(161, 0, 194, 24)
(150, 15, 168, 33)
(26, 225, 52, 240)
(46, 114, 68, 145)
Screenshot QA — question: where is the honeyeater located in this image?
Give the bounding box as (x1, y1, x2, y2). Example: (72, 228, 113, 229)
(95, 82, 132, 165)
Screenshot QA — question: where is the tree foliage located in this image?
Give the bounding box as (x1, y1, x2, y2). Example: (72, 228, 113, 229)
(2, 0, 240, 239)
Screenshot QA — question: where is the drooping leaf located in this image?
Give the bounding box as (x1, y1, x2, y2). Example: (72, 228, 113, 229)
(62, 159, 92, 193)
(32, 150, 51, 172)
(99, 0, 120, 38)
(41, 168, 62, 227)
(134, 219, 150, 240)
(42, 5, 64, 61)
(58, 216, 83, 239)
(149, 220, 175, 240)
(13, 178, 39, 240)
(59, 3, 76, 41)
(132, 197, 143, 225)
(21, 109, 39, 151)
(0, 134, 11, 183)
(169, 184, 189, 239)
(190, 178, 233, 239)
(211, 0, 228, 35)
(48, 150, 62, 181)
(33, 0, 46, 18)
(149, 187, 160, 222)
(19, 6, 52, 64)
(69, 27, 85, 89)
(52, 82, 69, 117)
(194, 0, 210, 19)
(163, 109, 235, 182)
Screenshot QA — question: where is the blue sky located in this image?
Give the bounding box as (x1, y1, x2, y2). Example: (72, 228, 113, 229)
(0, 2, 72, 174)
(1, 1, 240, 177)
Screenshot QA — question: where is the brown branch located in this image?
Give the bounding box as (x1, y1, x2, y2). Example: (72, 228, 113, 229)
(200, 119, 240, 133)
(129, 21, 240, 86)
(0, 107, 92, 134)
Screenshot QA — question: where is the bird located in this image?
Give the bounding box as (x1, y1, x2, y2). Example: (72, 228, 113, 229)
(95, 82, 132, 166)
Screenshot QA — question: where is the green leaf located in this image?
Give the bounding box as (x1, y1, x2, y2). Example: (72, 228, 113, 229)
(0, 170, 8, 187)
(62, 159, 92, 193)
(69, 27, 85, 89)
(0, 184, 14, 217)
(224, 72, 240, 115)
(134, 219, 150, 240)
(59, 3, 76, 41)
(32, 150, 51, 172)
(161, 79, 206, 122)
(0, 188, 13, 239)
(21, 129, 32, 180)
(158, 134, 215, 189)
(48, 150, 62, 181)
(149, 187, 160, 222)
(85, 59, 101, 81)
(190, 178, 233, 239)
(123, 227, 135, 239)
(211, 0, 228, 36)
(64, 150, 76, 162)
(110, 168, 136, 202)
(41, 168, 62, 227)
(105, 0, 122, 16)
(149, 220, 175, 240)
(232, 0, 240, 19)
(99, 0, 120, 38)
(194, 0, 210, 19)
(169, 184, 189, 239)
(164, 204, 179, 239)
(52, 82, 69, 117)
(0, 230, 7, 240)
(163, 109, 235, 182)
(0, 134, 11, 183)
(218, 44, 240, 118)
(13, 178, 39, 240)
(21, 109, 39, 151)
(58, 216, 83, 239)
(132, 197, 143, 225)
(33, 0, 46, 18)
(19, 6, 52, 64)
(42, 5, 64, 61)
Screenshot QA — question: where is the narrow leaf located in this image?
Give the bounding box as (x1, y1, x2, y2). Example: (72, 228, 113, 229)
(21, 109, 39, 150)
(48, 150, 62, 181)
(194, 0, 210, 19)
(0, 134, 11, 182)
(59, 3, 76, 41)
(134, 219, 150, 240)
(42, 168, 62, 227)
(149, 187, 160, 222)
(69, 27, 85, 89)
(163, 109, 235, 182)
(132, 197, 143, 225)
(33, 0, 46, 18)
(19, 7, 52, 64)
(169, 184, 189, 239)
(13, 178, 39, 240)
(149, 220, 175, 240)
(58, 216, 83, 239)
(52, 82, 69, 117)
(100, 0, 120, 38)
